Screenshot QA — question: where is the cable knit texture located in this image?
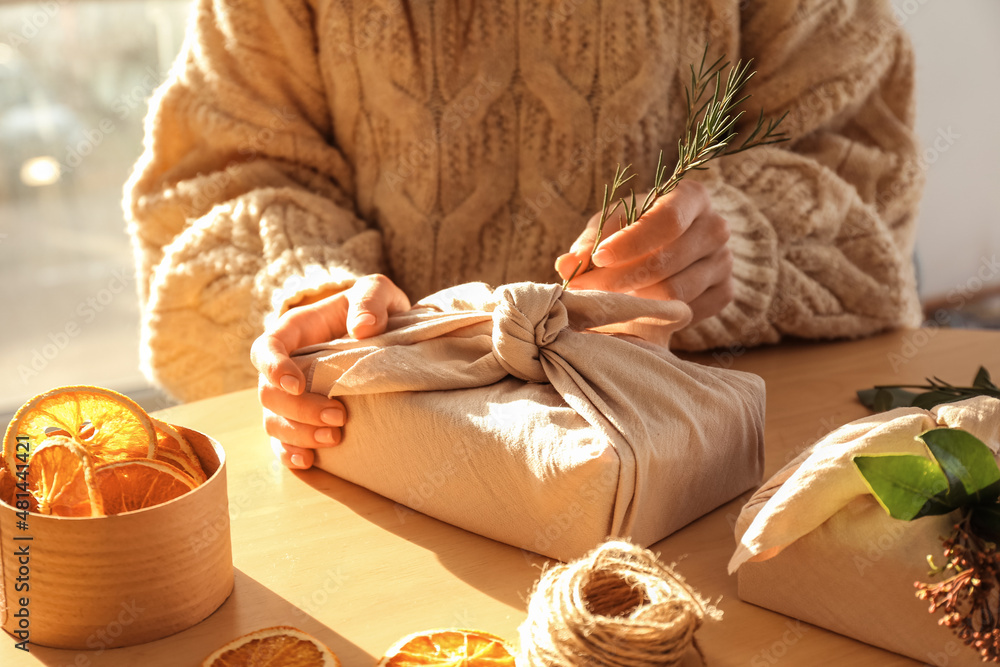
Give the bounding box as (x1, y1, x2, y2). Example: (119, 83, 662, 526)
(125, 0, 924, 402)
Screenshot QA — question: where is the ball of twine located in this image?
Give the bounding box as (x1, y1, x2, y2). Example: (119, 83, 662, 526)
(517, 540, 720, 666)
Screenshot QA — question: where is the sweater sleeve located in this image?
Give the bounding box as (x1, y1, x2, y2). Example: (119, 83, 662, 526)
(672, 0, 925, 352)
(124, 0, 384, 401)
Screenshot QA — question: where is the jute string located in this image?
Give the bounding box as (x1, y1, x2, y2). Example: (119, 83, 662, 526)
(517, 540, 720, 666)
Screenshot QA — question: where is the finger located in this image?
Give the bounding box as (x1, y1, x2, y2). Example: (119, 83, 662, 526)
(250, 292, 352, 391)
(346, 274, 411, 339)
(272, 292, 352, 349)
(555, 253, 586, 283)
(263, 407, 343, 449)
(258, 378, 346, 427)
(250, 334, 306, 395)
(271, 438, 315, 470)
(592, 180, 711, 268)
(555, 210, 602, 280)
(568, 210, 729, 294)
(566, 257, 667, 294)
(628, 245, 733, 304)
(685, 280, 735, 325)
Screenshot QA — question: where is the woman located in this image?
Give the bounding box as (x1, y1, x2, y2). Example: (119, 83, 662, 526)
(125, 0, 924, 468)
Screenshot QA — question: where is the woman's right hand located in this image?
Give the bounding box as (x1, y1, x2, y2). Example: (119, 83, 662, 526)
(250, 274, 411, 470)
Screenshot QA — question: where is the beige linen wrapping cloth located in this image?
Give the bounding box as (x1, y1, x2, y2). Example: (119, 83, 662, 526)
(728, 396, 1000, 665)
(292, 281, 765, 561)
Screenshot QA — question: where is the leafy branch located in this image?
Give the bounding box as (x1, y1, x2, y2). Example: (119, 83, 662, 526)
(857, 366, 1000, 413)
(563, 46, 788, 287)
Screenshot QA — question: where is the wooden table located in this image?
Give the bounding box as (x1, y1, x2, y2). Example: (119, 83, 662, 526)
(4, 327, 999, 666)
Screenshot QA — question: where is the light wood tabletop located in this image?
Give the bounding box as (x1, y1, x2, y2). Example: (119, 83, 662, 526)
(4, 326, 999, 666)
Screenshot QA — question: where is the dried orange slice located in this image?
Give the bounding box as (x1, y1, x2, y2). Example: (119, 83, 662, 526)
(0, 467, 16, 507)
(25, 436, 103, 517)
(94, 459, 197, 515)
(152, 417, 208, 484)
(377, 629, 516, 666)
(2, 385, 213, 516)
(200, 626, 340, 667)
(3, 385, 156, 473)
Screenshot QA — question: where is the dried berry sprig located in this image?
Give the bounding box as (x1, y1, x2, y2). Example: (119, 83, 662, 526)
(916, 510, 1000, 662)
(562, 46, 788, 287)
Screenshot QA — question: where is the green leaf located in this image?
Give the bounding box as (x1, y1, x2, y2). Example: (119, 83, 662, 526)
(881, 387, 923, 411)
(974, 366, 998, 391)
(856, 388, 878, 409)
(970, 504, 1000, 543)
(920, 428, 1000, 505)
(911, 390, 967, 410)
(873, 388, 897, 412)
(857, 387, 919, 412)
(979, 478, 1000, 503)
(854, 454, 953, 520)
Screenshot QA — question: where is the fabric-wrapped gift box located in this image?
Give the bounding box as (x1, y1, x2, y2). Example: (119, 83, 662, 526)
(730, 396, 1000, 665)
(294, 281, 766, 561)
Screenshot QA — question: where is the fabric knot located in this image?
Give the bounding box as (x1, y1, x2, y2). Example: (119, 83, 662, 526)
(491, 283, 568, 382)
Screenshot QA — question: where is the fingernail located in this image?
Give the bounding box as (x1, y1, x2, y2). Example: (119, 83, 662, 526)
(290, 453, 306, 468)
(320, 407, 345, 426)
(354, 313, 377, 327)
(315, 427, 335, 444)
(592, 248, 614, 267)
(279, 375, 300, 394)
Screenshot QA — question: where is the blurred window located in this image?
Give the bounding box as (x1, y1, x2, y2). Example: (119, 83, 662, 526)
(0, 1, 192, 417)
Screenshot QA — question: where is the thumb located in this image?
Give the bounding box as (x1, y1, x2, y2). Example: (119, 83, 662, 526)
(251, 332, 306, 395)
(346, 274, 411, 339)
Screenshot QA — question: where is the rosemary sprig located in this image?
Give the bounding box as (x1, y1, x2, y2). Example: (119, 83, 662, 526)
(563, 165, 633, 285)
(563, 46, 788, 288)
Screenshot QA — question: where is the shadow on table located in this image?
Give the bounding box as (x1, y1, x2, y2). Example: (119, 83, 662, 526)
(20, 567, 373, 667)
(293, 467, 548, 609)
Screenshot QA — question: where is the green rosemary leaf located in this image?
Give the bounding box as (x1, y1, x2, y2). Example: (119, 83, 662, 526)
(730, 93, 753, 111)
(739, 109, 767, 146)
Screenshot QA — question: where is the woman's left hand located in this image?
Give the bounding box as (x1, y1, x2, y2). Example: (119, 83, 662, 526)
(555, 179, 734, 325)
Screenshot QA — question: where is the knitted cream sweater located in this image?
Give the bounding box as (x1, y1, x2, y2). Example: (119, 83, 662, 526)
(125, 0, 924, 402)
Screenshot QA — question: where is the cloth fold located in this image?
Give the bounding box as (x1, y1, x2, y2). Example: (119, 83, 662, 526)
(295, 282, 764, 561)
